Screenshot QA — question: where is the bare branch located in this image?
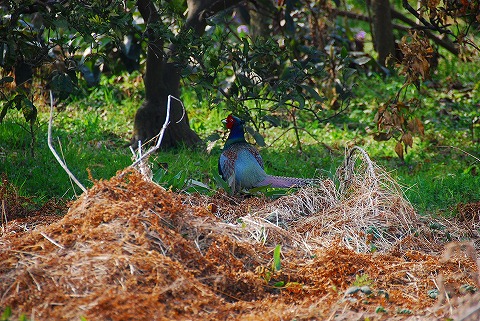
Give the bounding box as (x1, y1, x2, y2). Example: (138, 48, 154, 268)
(333, 8, 460, 55)
(48, 91, 87, 194)
(130, 95, 182, 168)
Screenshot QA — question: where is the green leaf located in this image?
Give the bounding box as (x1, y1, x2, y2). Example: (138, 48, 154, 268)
(242, 37, 249, 60)
(205, 133, 221, 142)
(20, 96, 37, 123)
(1, 306, 12, 320)
(262, 115, 282, 127)
(343, 68, 357, 81)
(300, 84, 323, 102)
(251, 131, 265, 147)
(52, 18, 69, 28)
(296, 95, 305, 109)
(375, 306, 387, 313)
(0, 76, 14, 85)
(247, 184, 271, 194)
(353, 56, 371, 66)
(245, 126, 265, 147)
(0, 100, 12, 122)
(273, 244, 281, 271)
(273, 281, 285, 287)
(212, 170, 231, 194)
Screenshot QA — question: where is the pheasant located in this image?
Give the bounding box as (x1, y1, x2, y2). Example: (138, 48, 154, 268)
(218, 114, 316, 193)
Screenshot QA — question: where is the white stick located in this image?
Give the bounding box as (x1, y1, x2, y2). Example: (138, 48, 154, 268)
(1, 199, 7, 234)
(39, 231, 65, 249)
(130, 95, 182, 168)
(47, 91, 87, 193)
(438, 145, 480, 163)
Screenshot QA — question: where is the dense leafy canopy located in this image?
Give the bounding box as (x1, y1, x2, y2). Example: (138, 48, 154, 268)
(0, 0, 478, 155)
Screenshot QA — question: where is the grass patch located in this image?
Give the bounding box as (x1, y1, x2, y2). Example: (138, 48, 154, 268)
(0, 57, 478, 217)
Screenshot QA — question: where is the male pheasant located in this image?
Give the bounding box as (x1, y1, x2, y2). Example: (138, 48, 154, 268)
(219, 114, 316, 193)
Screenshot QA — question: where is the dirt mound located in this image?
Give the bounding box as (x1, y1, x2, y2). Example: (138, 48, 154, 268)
(1, 167, 479, 320)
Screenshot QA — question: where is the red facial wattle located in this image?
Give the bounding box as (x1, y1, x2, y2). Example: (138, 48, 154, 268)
(226, 115, 235, 129)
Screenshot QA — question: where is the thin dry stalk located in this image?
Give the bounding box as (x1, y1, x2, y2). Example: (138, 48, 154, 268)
(47, 91, 87, 194)
(1, 199, 6, 234)
(57, 136, 79, 198)
(130, 95, 183, 169)
(39, 231, 65, 249)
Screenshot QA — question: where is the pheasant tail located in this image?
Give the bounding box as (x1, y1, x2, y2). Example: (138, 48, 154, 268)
(257, 175, 319, 188)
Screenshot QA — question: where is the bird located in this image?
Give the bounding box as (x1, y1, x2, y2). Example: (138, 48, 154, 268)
(218, 114, 317, 193)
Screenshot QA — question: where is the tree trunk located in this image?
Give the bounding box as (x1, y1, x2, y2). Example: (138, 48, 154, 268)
(131, 0, 202, 149)
(371, 0, 396, 67)
(132, 0, 244, 149)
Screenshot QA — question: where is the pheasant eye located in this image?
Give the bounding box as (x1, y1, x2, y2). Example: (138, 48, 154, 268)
(226, 115, 235, 129)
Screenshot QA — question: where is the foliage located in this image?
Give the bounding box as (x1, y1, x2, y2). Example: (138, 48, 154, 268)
(371, 0, 480, 157)
(0, 307, 29, 321)
(255, 244, 284, 286)
(352, 273, 373, 287)
(0, 307, 10, 321)
(0, 0, 143, 155)
(1, 0, 353, 152)
(176, 0, 358, 149)
(411, 0, 480, 52)
(273, 244, 282, 272)
(1, 0, 479, 157)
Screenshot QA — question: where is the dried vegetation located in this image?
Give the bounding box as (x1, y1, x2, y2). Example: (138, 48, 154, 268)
(1, 150, 480, 320)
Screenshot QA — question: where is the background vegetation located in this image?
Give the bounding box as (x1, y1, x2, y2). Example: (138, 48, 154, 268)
(0, 0, 479, 218)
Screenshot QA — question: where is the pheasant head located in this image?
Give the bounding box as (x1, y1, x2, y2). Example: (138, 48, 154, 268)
(223, 114, 246, 147)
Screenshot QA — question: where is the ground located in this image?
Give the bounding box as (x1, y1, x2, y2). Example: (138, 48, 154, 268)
(1, 160, 480, 320)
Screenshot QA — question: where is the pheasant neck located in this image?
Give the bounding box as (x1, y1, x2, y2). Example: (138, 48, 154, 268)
(225, 125, 246, 147)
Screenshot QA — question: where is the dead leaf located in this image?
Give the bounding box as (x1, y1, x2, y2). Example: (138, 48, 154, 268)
(416, 118, 425, 136)
(402, 132, 414, 148)
(374, 132, 392, 142)
(395, 141, 404, 160)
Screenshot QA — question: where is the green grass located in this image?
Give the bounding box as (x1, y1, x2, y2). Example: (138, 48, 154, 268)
(0, 58, 478, 217)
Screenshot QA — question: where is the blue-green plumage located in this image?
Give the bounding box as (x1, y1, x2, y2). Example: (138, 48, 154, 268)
(219, 115, 316, 193)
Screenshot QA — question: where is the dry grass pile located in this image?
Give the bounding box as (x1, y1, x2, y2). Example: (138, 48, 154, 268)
(1, 174, 66, 236)
(1, 153, 480, 320)
(208, 147, 476, 255)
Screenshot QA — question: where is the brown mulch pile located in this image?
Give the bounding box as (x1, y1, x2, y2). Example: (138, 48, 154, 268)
(1, 169, 479, 320)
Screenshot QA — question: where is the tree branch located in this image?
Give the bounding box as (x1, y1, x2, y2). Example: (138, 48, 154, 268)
(401, 0, 454, 37)
(185, 0, 245, 34)
(390, 8, 459, 55)
(333, 8, 459, 55)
